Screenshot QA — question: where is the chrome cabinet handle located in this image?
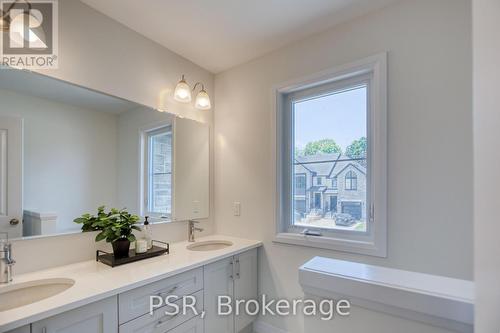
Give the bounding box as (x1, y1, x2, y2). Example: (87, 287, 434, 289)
(156, 285, 178, 298)
(155, 313, 179, 328)
(229, 260, 234, 279)
(9, 218, 19, 226)
(235, 258, 240, 279)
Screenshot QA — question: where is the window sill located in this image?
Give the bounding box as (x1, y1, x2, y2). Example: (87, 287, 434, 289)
(273, 232, 386, 257)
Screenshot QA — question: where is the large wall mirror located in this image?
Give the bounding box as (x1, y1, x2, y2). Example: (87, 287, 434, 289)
(0, 68, 209, 240)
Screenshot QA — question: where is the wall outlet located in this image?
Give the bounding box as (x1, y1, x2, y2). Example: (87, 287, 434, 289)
(233, 202, 241, 216)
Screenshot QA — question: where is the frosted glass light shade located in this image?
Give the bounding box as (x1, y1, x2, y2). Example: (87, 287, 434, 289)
(195, 89, 211, 110)
(174, 77, 192, 103)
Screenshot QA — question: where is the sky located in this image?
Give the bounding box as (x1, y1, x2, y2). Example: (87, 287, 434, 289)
(294, 86, 367, 152)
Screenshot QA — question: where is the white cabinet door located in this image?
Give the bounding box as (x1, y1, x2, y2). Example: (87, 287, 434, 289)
(169, 316, 203, 333)
(0, 116, 22, 238)
(31, 296, 118, 333)
(203, 256, 234, 333)
(234, 249, 258, 332)
(6, 325, 30, 333)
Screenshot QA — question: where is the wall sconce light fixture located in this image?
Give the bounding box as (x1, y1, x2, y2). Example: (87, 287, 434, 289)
(173, 75, 192, 103)
(174, 74, 211, 110)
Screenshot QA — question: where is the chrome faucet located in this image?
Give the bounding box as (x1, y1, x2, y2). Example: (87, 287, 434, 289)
(188, 220, 203, 242)
(0, 232, 15, 283)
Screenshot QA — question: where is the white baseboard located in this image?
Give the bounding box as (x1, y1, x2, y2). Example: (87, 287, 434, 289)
(253, 320, 289, 333)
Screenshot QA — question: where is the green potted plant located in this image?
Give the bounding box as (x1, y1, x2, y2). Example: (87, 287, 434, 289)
(74, 206, 141, 258)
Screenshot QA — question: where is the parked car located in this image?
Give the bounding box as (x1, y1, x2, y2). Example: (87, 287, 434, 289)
(305, 208, 323, 221)
(333, 213, 355, 226)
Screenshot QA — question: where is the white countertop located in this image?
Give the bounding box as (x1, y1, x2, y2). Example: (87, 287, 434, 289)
(300, 256, 474, 302)
(299, 257, 474, 333)
(0, 235, 262, 332)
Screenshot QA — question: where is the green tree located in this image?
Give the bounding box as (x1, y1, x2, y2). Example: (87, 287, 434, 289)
(303, 139, 342, 156)
(346, 137, 367, 158)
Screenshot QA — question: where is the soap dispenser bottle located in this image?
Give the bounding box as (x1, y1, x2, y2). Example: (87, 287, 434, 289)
(143, 216, 153, 250)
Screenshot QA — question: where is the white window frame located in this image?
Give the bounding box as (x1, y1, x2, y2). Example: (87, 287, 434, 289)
(274, 53, 387, 257)
(139, 123, 173, 220)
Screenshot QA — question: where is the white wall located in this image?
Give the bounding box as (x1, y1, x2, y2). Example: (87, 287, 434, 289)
(173, 118, 210, 221)
(473, 0, 500, 331)
(214, 0, 472, 332)
(0, 88, 118, 232)
(11, 0, 214, 274)
(37, 0, 214, 124)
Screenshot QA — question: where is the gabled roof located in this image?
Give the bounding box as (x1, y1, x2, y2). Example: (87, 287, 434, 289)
(329, 159, 366, 178)
(294, 153, 366, 178)
(294, 153, 340, 176)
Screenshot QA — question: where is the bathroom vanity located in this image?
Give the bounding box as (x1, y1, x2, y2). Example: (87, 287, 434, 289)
(0, 236, 261, 333)
(0, 65, 227, 333)
(0, 59, 247, 333)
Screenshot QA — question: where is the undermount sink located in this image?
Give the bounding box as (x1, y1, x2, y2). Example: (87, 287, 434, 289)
(0, 278, 75, 311)
(187, 240, 233, 251)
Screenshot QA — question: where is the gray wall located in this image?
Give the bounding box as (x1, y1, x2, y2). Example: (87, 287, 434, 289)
(473, 0, 500, 331)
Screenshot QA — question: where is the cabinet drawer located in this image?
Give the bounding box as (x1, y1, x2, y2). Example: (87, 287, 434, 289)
(119, 290, 203, 333)
(168, 316, 203, 333)
(119, 268, 203, 324)
(5, 325, 30, 333)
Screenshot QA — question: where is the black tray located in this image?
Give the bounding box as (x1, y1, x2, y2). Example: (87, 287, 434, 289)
(96, 240, 169, 267)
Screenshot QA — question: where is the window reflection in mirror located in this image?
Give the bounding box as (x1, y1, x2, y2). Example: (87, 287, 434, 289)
(145, 126, 172, 219)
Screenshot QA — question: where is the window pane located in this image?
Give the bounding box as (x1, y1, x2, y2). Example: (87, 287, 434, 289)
(293, 85, 367, 232)
(148, 129, 172, 216)
(295, 174, 306, 195)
